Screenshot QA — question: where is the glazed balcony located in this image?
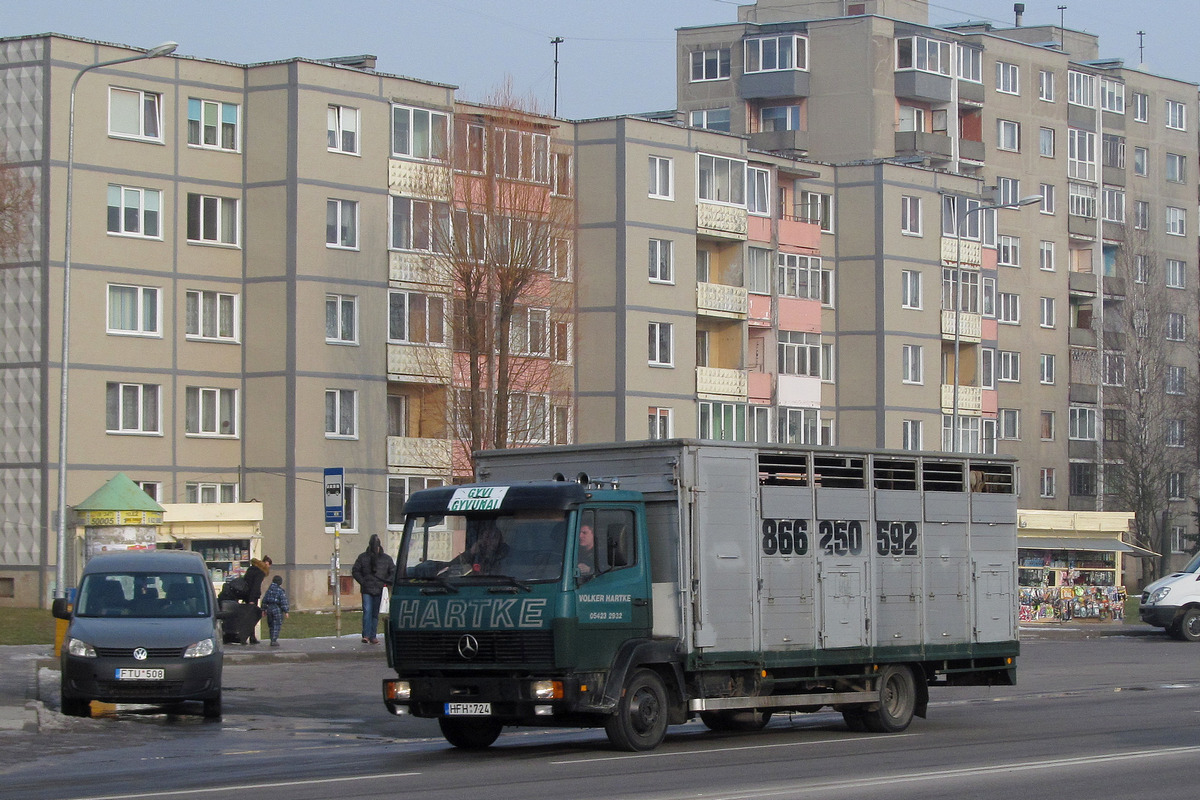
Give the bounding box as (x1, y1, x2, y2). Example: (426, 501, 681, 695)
(697, 282, 749, 319)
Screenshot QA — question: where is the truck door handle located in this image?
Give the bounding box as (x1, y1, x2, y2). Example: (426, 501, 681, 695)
(633, 598, 649, 607)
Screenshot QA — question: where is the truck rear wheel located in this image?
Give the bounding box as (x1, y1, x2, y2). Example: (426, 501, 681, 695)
(863, 665, 916, 733)
(605, 668, 669, 751)
(700, 710, 772, 732)
(438, 717, 503, 749)
(1179, 608, 1200, 642)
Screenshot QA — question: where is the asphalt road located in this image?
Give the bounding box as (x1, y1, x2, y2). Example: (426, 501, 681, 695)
(4, 627, 1198, 800)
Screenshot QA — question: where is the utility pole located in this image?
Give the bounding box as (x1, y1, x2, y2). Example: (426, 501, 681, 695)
(1137, 30, 1146, 65)
(551, 36, 564, 116)
(1057, 5, 1067, 46)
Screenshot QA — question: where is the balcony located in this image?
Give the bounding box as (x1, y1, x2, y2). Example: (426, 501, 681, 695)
(388, 158, 451, 198)
(957, 80, 985, 104)
(740, 70, 810, 99)
(959, 139, 985, 162)
(1102, 275, 1126, 299)
(697, 202, 748, 240)
(1069, 327, 1097, 348)
(750, 129, 809, 155)
(387, 436, 453, 472)
(389, 252, 453, 287)
(696, 366, 748, 401)
(894, 131, 953, 162)
(697, 282, 748, 319)
(778, 215, 821, 250)
(941, 237, 982, 266)
(940, 384, 982, 414)
(387, 344, 452, 383)
(894, 71, 953, 103)
(941, 310, 982, 342)
(1068, 271, 1098, 297)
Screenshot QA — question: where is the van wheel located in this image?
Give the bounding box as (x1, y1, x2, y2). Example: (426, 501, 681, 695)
(605, 668, 669, 751)
(863, 665, 916, 733)
(438, 718, 503, 749)
(1179, 608, 1200, 642)
(60, 694, 89, 717)
(700, 710, 772, 732)
(203, 692, 222, 719)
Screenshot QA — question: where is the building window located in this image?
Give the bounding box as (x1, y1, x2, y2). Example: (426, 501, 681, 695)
(942, 267, 980, 313)
(1038, 127, 1055, 157)
(997, 235, 1020, 267)
(998, 350, 1020, 383)
(1069, 182, 1097, 219)
(1166, 153, 1186, 183)
(777, 253, 830, 303)
(391, 105, 447, 161)
(1067, 128, 1097, 181)
(1038, 240, 1055, 271)
(898, 105, 925, 132)
(105, 382, 160, 434)
(186, 194, 238, 245)
(326, 199, 358, 249)
(1040, 354, 1056, 384)
(1165, 99, 1187, 131)
(901, 195, 922, 235)
(1133, 91, 1149, 122)
(495, 128, 550, 183)
(1101, 133, 1124, 168)
(995, 61, 1019, 94)
(958, 47, 982, 82)
(999, 409, 1020, 439)
(1133, 146, 1149, 177)
(187, 98, 239, 151)
(390, 196, 450, 253)
(387, 476, 444, 528)
(186, 386, 237, 437)
(747, 167, 771, 215)
(1038, 70, 1055, 101)
(107, 284, 160, 336)
(108, 87, 162, 141)
(698, 401, 746, 442)
(902, 419, 922, 451)
(761, 104, 802, 132)
(1039, 297, 1055, 328)
(551, 151, 572, 197)
(508, 393, 550, 443)
(981, 276, 996, 317)
(691, 108, 731, 132)
(649, 407, 673, 440)
(649, 156, 673, 199)
(1167, 419, 1185, 448)
(325, 294, 357, 344)
(1169, 473, 1187, 501)
(901, 344, 923, 384)
(895, 36, 951, 76)
(778, 331, 821, 377)
(745, 34, 808, 72)
(1166, 206, 1187, 236)
(748, 247, 772, 294)
(1040, 468, 1056, 498)
(185, 290, 238, 342)
(649, 239, 674, 283)
(1069, 462, 1096, 496)
(798, 191, 834, 232)
(1099, 79, 1125, 113)
(777, 408, 822, 444)
(1102, 187, 1125, 223)
(901, 269, 922, 309)
(997, 119, 1020, 151)
(1102, 352, 1125, 386)
(1041, 410, 1055, 440)
(1166, 365, 1186, 395)
(135, 481, 161, 502)
(1069, 407, 1097, 440)
(107, 185, 161, 238)
(1166, 259, 1185, 289)
(552, 321, 571, 363)
(327, 105, 359, 154)
(1133, 201, 1150, 231)
(648, 322, 673, 366)
(1167, 312, 1186, 341)
(697, 154, 746, 205)
(690, 48, 731, 81)
(509, 306, 550, 356)
(1172, 526, 1188, 554)
(1067, 71, 1095, 107)
(388, 291, 445, 344)
(1039, 183, 1055, 214)
(325, 389, 357, 439)
(186, 482, 239, 504)
(997, 291, 1019, 323)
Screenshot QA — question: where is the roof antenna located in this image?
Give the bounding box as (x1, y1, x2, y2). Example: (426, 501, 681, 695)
(1057, 5, 1067, 46)
(551, 37, 565, 117)
(1136, 30, 1146, 67)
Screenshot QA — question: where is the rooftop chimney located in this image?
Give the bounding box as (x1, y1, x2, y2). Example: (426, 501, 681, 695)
(1014, 3, 1025, 26)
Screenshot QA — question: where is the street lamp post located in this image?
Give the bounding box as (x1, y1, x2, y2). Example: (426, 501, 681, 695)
(950, 193, 1042, 453)
(55, 41, 177, 600)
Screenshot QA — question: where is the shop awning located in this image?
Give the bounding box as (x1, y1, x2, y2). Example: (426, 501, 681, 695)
(1019, 536, 1157, 557)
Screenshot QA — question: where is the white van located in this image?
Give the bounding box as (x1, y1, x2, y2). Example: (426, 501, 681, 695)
(1139, 552, 1200, 640)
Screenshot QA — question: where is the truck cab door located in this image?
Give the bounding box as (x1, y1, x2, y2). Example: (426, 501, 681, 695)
(573, 507, 651, 635)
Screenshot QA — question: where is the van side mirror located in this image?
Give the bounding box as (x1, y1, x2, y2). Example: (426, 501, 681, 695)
(51, 598, 72, 620)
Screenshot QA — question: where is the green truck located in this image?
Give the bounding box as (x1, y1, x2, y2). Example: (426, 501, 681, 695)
(382, 440, 1019, 751)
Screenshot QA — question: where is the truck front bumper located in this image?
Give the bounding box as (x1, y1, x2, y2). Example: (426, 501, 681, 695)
(1139, 605, 1181, 628)
(383, 673, 605, 723)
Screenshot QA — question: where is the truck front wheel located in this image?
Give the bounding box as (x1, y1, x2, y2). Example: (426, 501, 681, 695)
(863, 665, 916, 733)
(605, 668, 669, 751)
(1178, 608, 1200, 642)
(438, 717, 503, 749)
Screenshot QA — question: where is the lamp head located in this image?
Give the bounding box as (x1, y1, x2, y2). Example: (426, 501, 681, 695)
(1016, 194, 1043, 206)
(145, 41, 178, 58)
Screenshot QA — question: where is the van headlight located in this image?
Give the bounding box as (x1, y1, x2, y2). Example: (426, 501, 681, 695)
(1148, 587, 1172, 605)
(66, 637, 96, 658)
(184, 638, 215, 658)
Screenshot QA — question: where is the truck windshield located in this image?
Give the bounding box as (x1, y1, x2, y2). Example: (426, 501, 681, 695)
(400, 511, 568, 584)
(76, 572, 211, 618)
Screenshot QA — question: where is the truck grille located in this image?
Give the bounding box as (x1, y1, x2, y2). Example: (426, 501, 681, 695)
(392, 630, 554, 666)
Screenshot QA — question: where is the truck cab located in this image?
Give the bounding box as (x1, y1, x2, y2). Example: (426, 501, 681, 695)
(1139, 551, 1200, 640)
(382, 481, 659, 749)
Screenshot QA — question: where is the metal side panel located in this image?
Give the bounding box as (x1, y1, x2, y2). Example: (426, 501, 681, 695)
(974, 559, 1017, 643)
(874, 490, 926, 647)
(818, 559, 868, 649)
(760, 554, 817, 650)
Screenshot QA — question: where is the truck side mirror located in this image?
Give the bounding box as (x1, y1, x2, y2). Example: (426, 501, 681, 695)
(51, 598, 72, 620)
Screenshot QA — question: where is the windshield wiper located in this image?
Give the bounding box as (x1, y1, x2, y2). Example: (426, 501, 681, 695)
(419, 575, 460, 594)
(488, 575, 532, 593)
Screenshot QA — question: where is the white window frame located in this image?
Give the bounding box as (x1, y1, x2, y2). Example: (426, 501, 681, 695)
(1039, 183, 1056, 215)
(1067, 128, 1096, 181)
(389, 196, 450, 253)
(649, 156, 674, 200)
(998, 350, 1020, 383)
(997, 234, 1020, 267)
(649, 407, 673, 440)
(105, 381, 160, 435)
(1040, 468, 1056, 498)
(649, 239, 674, 284)
(1166, 153, 1186, 184)
(997, 119, 1020, 152)
(900, 269, 922, 309)
(1167, 419, 1185, 448)
(697, 154, 746, 206)
(778, 331, 822, 377)
(187, 98, 239, 151)
(390, 104, 448, 162)
(388, 290, 446, 345)
(1039, 127, 1055, 157)
(509, 306, 550, 357)
(958, 47, 982, 83)
(997, 292, 1020, 324)
(894, 36, 952, 76)
(325, 293, 358, 345)
(1166, 259, 1186, 289)
(995, 61, 1019, 95)
(187, 482, 240, 504)
(1166, 206, 1187, 237)
(999, 408, 1020, 440)
(107, 185, 162, 238)
(185, 289, 239, 342)
(1039, 240, 1055, 272)
(1166, 99, 1187, 131)
(1133, 146, 1149, 177)
(1166, 312, 1186, 341)
(106, 284, 161, 337)
(1040, 353, 1056, 385)
(186, 386, 238, 437)
(761, 104, 802, 132)
(1099, 79, 1125, 113)
(1166, 365, 1186, 395)
(748, 247, 773, 295)
(1067, 70, 1095, 108)
(901, 344, 923, 384)
(690, 48, 731, 81)
(748, 167, 771, 215)
(326, 199, 358, 249)
(901, 419, 923, 451)
(1102, 351, 1125, 386)
(325, 388, 358, 439)
(744, 34, 808, 73)
(1069, 406, 1097, 440)
(981, 348, 995, 389)
(648, 322, 673, 367)
(327, 104, 360, 155)
(108, 87, 163, 142)
(1133, 91, 1149, 122)
(186, 193, 239, 246)
(777, 252, 830, 303)
(1038, 70, 1055, 102)
(1040, 296, 1056, 328)
(901, 195, 922, 236)
(691, 108, 731, 132)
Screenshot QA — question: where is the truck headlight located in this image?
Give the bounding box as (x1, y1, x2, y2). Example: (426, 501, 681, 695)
(531, 680, 563, 700)
(1148, 587, 1172, 605)
(66, 637, 96, 658)
(385, 680, 411, 701)
(184, 638, 215, 658)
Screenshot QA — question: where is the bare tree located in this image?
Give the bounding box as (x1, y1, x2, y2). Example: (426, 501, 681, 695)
(0, 152, 35, 260)
(1099, 221, 1200, 582)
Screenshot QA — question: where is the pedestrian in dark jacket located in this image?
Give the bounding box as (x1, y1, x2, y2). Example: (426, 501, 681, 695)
(351, 535, 395, 644)
(217, 556, 272, 645)
(261, 575, 290, 647)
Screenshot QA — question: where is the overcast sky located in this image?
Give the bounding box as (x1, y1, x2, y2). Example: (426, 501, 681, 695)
(8, 0, 1196, 119)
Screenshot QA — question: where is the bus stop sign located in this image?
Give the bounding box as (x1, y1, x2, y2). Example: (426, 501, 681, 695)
(324, 468, 344, 525)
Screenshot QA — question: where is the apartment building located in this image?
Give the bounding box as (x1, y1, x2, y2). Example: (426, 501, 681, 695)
(0, 35, 573, 607)
(670, 0, 1200, 570)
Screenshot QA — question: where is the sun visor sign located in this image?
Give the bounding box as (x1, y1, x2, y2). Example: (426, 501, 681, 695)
(447, 486, 511, 512)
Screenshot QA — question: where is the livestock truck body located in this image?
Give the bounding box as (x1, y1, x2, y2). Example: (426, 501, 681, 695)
(382, 440, 1019, 750)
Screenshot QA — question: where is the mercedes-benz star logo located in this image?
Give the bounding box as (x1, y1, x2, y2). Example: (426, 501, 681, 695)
(457, 634, 479, 660)
(133, 647, 148, 661)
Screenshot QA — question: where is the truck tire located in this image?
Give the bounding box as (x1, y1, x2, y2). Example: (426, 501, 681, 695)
(438, 717, 504, 749)
(1178, 608, 1200, 642)
(863, 665, 916, 733)
(605, 668, 669, 751)
(700, 710, 772, 732)
(841, 709, 869, 731)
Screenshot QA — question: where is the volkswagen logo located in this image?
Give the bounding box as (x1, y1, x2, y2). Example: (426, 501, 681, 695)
(133, 647, 148, 661)
(457, 634, 480, 660)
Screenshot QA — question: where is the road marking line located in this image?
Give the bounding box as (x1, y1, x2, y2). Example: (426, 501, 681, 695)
(551, 733, 918, 764)
(66, 772, 421, 800)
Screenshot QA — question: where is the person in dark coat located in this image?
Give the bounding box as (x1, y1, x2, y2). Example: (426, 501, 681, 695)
(351, 535, 395, 644)
(218, 556, 272, 644)
(261, 575, 290, 647)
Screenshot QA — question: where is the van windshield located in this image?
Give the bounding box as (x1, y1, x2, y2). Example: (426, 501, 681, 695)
(76, 572, 211, 618)
(1181, 552, 1200, 574)
(400, 511, 567, 585)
